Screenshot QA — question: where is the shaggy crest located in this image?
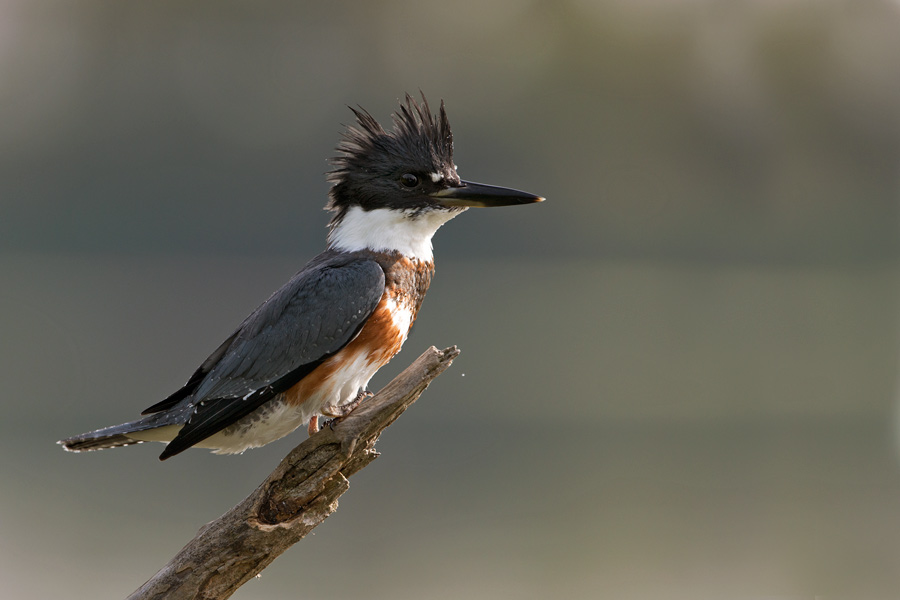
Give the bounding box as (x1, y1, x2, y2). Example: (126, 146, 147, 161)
(326, 93, 455, 223)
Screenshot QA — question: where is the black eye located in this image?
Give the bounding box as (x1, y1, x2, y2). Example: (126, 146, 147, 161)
(400, 173, 419, 188)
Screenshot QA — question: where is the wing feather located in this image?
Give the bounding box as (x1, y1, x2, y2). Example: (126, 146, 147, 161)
(156, 254, 385, 459)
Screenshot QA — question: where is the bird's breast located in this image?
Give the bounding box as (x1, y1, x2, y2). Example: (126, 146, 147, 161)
(283, 255, 433, 411)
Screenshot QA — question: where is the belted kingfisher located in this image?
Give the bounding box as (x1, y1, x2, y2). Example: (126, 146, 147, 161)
(59, 94, 543, 460)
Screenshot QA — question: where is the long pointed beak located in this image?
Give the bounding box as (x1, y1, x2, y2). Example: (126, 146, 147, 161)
(431, 180, 545, 208)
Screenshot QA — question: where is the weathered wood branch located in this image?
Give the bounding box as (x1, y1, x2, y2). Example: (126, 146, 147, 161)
(128, 345, 460, 600)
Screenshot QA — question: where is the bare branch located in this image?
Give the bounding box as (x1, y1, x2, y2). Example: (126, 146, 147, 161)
(128, 345, 460, 600)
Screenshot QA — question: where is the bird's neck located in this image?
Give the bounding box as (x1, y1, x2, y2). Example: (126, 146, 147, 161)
(327, 206, 463, 262)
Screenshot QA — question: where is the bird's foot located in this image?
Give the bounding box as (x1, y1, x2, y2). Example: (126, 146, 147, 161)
(321, 388, 374, 429)
(307, 415, 320, 436)
(321, 388, 373, 419)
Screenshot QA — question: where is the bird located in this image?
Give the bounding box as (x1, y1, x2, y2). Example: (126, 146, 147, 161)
(59, 93, 543, 461)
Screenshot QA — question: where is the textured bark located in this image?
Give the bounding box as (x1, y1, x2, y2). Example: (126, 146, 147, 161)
(128, 345, 460, 600)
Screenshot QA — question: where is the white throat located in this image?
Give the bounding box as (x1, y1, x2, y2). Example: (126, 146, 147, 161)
(328, 206, 464, 261)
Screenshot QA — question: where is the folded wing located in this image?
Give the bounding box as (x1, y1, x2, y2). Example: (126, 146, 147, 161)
(153, 253, 385, 459)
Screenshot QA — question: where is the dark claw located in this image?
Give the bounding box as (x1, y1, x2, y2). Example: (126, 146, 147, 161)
(322, 388, 375, 430)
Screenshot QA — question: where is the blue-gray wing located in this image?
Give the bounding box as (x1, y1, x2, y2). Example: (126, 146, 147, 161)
(192, 258, 385, 401)
(152, 253, 385, 459)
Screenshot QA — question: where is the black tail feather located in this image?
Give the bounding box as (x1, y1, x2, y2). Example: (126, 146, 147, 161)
(58, 408, 187, 454)
(58, 433, 143, 452)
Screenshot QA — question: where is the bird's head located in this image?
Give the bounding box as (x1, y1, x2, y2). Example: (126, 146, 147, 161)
(327, 94, 542, 220)
(325, 94, 543, 259)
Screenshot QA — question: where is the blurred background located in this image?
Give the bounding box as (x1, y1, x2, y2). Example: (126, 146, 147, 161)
(2, 0, 900, 598)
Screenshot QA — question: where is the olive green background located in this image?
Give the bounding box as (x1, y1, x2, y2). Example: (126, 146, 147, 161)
(3, 1, 900, 598)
